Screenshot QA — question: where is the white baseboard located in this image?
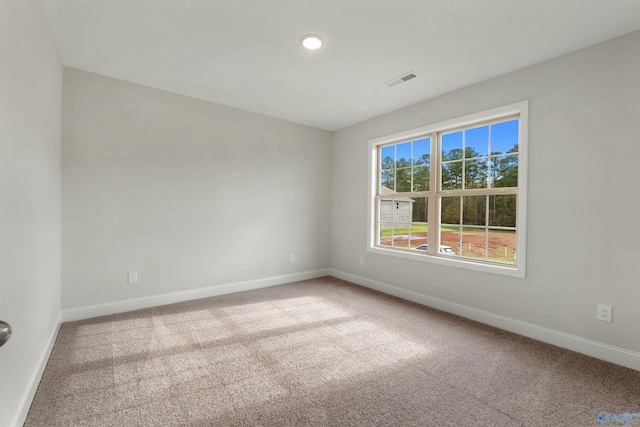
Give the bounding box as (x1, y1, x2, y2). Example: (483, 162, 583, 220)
(12, 311, 62, 427)
(329, 269, 640, 372)
(63, 269, 331, 322)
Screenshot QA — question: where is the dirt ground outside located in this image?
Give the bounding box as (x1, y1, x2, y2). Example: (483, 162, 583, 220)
(380, 229, 516, 264)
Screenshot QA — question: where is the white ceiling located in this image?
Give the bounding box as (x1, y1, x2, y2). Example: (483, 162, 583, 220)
(41, 0, 640, 131)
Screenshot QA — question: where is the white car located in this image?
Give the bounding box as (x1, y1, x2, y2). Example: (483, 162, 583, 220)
(415, 244, 455, 255)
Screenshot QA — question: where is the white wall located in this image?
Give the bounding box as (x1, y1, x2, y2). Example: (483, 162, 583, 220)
(0, 1, 62, 426)
(331, 31, 640, 354)
(62, 69, 332, 310)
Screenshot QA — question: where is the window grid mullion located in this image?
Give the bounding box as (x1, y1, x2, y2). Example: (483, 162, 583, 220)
(462, 128, 466, 191)
(439, 188, 517, 197)
(393, 145, 397, 192)
(458, 196, 463, 256)
(428, 131, 438, 255)
(489, 155, 495, 189)
(485, 194, 489, 261)
(410, 141, 414, 193)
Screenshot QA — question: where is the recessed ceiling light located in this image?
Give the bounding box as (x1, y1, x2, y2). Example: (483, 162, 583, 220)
(301, 34, 324, 50)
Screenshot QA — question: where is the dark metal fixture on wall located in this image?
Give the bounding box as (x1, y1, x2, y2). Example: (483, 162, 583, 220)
(0, 321, 11, 348)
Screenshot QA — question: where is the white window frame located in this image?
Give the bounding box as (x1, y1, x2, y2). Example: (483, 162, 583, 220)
(367, 101, 528, 278)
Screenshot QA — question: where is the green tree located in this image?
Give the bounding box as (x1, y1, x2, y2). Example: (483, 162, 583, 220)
(396, 167, 411, 192)
(489, 194, 516, 227)
(412, 197, 428, 223)
(395, 158, 412, 192)
(462, 196, 486, 226)
(443, 148, 463, 161)
(381, 156, 394, 170)
(415, 153, 430, 166)
(441, 197, 460, 225)
(381, 156, 395, 190)
(412, 165, 430, 191)
(492, 144, 518, 188)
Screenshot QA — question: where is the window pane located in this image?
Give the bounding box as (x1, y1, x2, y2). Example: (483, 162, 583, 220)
(491, 119, 519, 154)
(460, 227, 486, 259)
(392, 223, 410, 248)
(392, 199, 412, 223)
(381, 145, 395, 169)
(463, 196, 486, 226)
(412, 197, 428, 222)
(414, 137, 430, 166)
(396, 142, 411, 167)
(396, 168, 411, 192)
(440, 225, 461, 255)
(491, 154, 518, 188)
(410, 197, 428, 249)
(379, 199, 393, 224)
(409, 225, 428, 249)
(464, 159, 488, 189)
(380, 169, 395, 192)
(412, 165, 430, 192)
(489, 194, 516, 227)
(465, 126, 489, 157)
(379, 222, 393, 247)
(441, 196, 461, 225)
(488, 229, 517, 264)
(441, 161, 462, 190)
(442, 131, 463, 161)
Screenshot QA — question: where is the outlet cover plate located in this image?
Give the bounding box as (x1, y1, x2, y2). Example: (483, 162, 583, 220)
(597, 304, 612, 322)
(128, 271, 139, 284)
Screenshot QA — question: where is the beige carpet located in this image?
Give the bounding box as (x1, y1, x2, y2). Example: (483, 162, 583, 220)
(26, 277, 640, 426)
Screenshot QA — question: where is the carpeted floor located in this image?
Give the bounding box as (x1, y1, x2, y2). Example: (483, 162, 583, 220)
(26, 277, 640, 426)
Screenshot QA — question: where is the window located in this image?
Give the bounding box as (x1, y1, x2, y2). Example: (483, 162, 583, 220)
(368, 101, 528, 277)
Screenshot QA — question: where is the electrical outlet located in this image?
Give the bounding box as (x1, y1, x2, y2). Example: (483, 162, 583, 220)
(128, 271, 139, 284)
(596, 304, 612, 322)
(289, 254, 295, 264)
(359, 256, 364, 266)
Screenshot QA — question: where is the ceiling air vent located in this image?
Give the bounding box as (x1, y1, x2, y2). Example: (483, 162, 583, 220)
(385, 71, 420, 88)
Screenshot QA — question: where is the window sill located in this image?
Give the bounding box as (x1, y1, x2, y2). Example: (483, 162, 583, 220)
(367, 245, 525, 278)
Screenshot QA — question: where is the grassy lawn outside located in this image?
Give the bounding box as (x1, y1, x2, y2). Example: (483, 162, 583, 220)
(380, 223, 428, 236)
(380, 224, 463, 236)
